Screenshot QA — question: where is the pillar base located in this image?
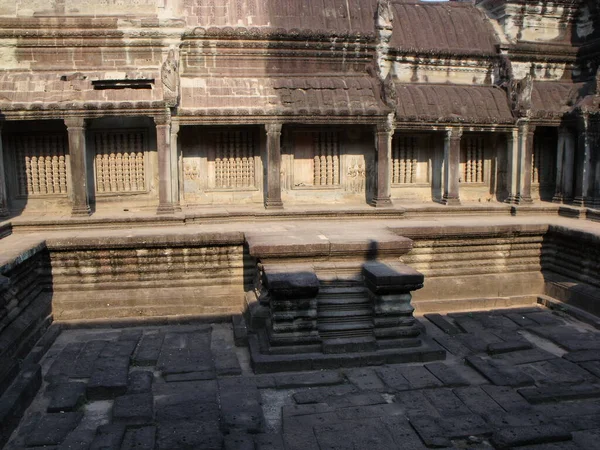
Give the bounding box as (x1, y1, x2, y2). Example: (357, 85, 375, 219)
(0, 207, 9, 219)
(370, 197, 393, 208)
(264, 200, 284, 210)
(156, 203, 176, 215)
(573, 196, 592, 207)
(504, 195, 518, 205)
(71, 205, 91, 217)
(441, 196, 460, 206)
(515, 195, 533, 205)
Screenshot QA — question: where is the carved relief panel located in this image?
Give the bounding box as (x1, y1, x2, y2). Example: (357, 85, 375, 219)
(5, 133, 68, 197)
(93, 130, 147, 194)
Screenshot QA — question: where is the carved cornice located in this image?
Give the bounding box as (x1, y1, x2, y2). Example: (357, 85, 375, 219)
(184, 27, 376, 43)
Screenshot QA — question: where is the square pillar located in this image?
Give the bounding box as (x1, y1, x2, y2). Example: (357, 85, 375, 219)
(504, 128, 519, 204)
(0, 123, 8, 218)
(442, 127, 461, 205)
(574, 114, 594, 207)
(371, 123, 393, 207)
(264, 123, 283, 209)
(170, 121, 181, 212)
(155, 115, 175, 215)
(65, 117, 91, 217)
(516, 121, 535, 204)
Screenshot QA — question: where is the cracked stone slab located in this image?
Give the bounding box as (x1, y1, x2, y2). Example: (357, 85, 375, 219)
(47, 382, 86, 413)
(424, 362, 469, 387)
(87, 356, 130, 400)
(25, 412, 83, 447)
(466, 355, 535, 387)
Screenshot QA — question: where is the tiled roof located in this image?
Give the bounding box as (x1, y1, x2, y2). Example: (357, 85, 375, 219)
(390, 1, 498, 54)
(183, 0, 378, 36)
(179, 76, 390, 117)
(530, 81, 588, 119)
(394, 83, 513, 124)
(0, 71, 164, 111)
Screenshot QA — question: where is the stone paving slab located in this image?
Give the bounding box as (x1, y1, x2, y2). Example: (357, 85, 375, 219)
(3, 310, 600, 449)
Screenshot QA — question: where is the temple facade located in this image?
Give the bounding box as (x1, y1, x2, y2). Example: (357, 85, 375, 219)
(0, 0, 598, 216)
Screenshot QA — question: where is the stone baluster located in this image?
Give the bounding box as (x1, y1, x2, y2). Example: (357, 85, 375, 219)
(442, 127, 462, 205)
(264, 123, 283, 209)
(65, 117, 91, 216)
(371, 122, 393, 207)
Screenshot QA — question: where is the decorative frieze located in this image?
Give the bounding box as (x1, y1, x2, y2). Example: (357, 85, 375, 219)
(93, 131, 146, 193)
(462, 135, 484, 183)
(6, 133, 68, 197)
(392, 135, 417, 184)
(212, 129, 256, 189)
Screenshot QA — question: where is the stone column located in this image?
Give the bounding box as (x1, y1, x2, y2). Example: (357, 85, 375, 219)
(442, 127, 461, 205)
(155, 115, 175, 215)
(0, 123, 9, 218)
(504, 128, 519, 204)
(170, 121, 181, 212)
(65, 117, 91, 216)
(371, 123, 393, 207)
(264, 123, 283, 209)
(552, 128, 566, 203)
(563, 131, 575, 202)
(516, 121, 535, 204)
(574, 114, 593, 207)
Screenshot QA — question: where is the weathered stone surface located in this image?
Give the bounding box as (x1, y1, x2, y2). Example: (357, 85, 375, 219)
(70, 340, 107, 378)
(563, 350, 600, 363)
(397, 365, 443, 389)
(272, 371, 343, 389)
(156, 330, 214, 376)
(480, 385, 533, 411)
(45, 343, 85, 383)
(58, 427, 96, 450)
(454, 386, 505, 416)
(490, 424, 572, 448)
(121, 425, 156, 450)
(127, 370, 153, 394)
(314, 420, 401, 450)
(422, 388, 472, 415)
(89, 424, 126, 450)
(219, 378, 264, 433)
(466, 355, 535, 387)
(47, 382, 86, 413)
(25, 412, 83, 447)
(424, 362, 469, 387)
(424, 314, 462, 335)
(157, 420, 223, 450)
(487, 340, 534, 355)
(492, 348, 556, 365)
(293, 384, 358, 404)
(132, 333, 164, 366)
(263, 269, 319, 300)
(518, 384, 600, 404)
(224, 432, 254, 450)
(375, 366, 411, 391)
(113, 393, 154, 425)
(86, 356, 130, 400)
(344, 368, 387, 392)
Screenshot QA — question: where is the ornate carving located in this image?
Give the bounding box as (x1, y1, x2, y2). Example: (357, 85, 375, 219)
(462, 136, 484, 184)
(161, 48, 180, 107)
(8, 133, 68, 197)
(376, 0, 394, 30)
(511, 73, 533, 117)
(313, 131, 340, 187)
(93, 130, 146, 194)
(346, 158, 366, 193)
(392, 136, 417, 184)
(212, 130, 256, 189)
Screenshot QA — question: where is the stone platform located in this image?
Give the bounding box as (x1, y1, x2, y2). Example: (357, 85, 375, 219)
(3, 305, 600, 449)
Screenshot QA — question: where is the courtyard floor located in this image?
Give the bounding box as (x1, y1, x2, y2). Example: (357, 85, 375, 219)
(4, 306, 600, 450)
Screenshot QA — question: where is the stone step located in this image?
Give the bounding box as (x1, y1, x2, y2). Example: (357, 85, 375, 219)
(318, 320, 373, 332)
(319, 329, 374, 340)
(318, 307, 372, 318)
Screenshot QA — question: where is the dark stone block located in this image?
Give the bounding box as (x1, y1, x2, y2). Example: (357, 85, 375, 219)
(132, 333, 164, 366)
(127, 370, 153, 394)
(157, 420, 222, 450)
(293, 384, 357, 404)
(480, 384, 532, 411)
(375, 366, 411, 391)
(325, 391, 387, 408)
(490, 424, 572, 449)
(121, 425, 155, 450)
(362, 261, 424, 294)
(99, 340, 138, 358)
(86, 356, 130, 400)
(487, 340, 534, 355)
(466, 355, 535, 387)
(113, 393, 154, 425)
(273, 371, 343, 388)
(398, 365, 443, 389)
(263, 270, 319, 300)
(57, 427, 96, 450)
(344, 367, 387, 391)
(492, 348, 556, 365)
(156, 331, 214, 375)
(334, 402, 404, 421)
(45, 343, 85, 383)
(164, 370, 216, 382)
(395, 390, 439, 417)
(564, 350, 600, 363)
(422, 388, 471, 415)
(213, 349, 242, 376)
(89, 424, 126, 450)
(454, 386, 505, 416)
(70, 340, 107, 378)
(425, 362, 469, 387)
(47, 382, 86, 413)
(219, 386, 264, 433)
(255, 433, 285, 450)
(314, 420, 400, 450)
(407, 414, 452, 448)
(25, 412, 83, 447)
(424, 314, 461, 335)
(224, 432, 254, 450)
(118, 329, 143, 342)
(518, 384, 600, 404)
(580, 361, 600, 378)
